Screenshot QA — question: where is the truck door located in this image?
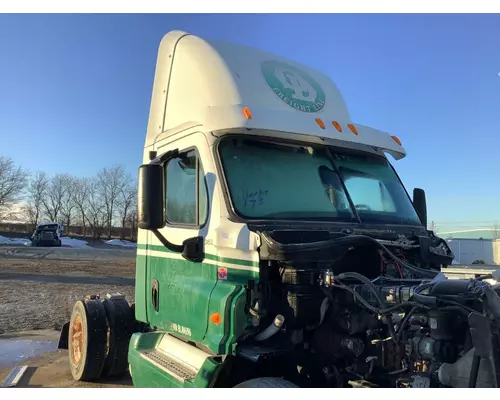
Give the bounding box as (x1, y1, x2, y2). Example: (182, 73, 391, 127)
(145, 132, 216, 342)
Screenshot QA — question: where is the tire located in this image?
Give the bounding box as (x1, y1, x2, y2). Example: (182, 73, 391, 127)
(101, 298, 135, 378)
(68, 299, 108, 381)
(233, 377, 299, 388)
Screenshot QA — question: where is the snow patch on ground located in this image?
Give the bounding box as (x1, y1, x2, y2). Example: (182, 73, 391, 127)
(0, 235, 30, 246)
(61, 237, 91, 248)
(104, 239, 137, 248)
(0, 235, 136, 250)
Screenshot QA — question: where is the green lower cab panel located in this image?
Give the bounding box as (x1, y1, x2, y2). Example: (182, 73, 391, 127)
(128, 332, 222, 388)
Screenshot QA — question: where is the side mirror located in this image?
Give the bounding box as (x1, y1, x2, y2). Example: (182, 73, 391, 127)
(138, 163, 165, 230)
(413, 188, 427, 228)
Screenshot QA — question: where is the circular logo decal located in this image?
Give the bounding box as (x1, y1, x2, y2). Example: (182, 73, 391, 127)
(262, 60, 326, 113)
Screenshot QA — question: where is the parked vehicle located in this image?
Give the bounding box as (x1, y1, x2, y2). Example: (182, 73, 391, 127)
(31, 222, 63, 247)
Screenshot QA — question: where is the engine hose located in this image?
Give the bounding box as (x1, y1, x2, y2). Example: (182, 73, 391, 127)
(255, 314, 285, 341)
(322, 288, 337, 311)
(307, 297, 329, 331)
(333, 273, 423, 314)
(412, 285, 481, 315)
(387, 367, 409, 375)
(384, 315, 397, 344)
(332, 284, 380, 314)
(333, 283, 421, 315)
(336, 272, 386, 306)
(412, 282, 438, 307)
(395, 306, 419, 342)
(438, 299, 479, 315)
(364, 359, 375, 379)
(381, 302, 426, 313)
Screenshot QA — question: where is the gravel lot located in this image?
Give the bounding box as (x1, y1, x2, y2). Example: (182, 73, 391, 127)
(0, 330, 133, 388)
(0, 247, 136, 334)
(0, 245, 136, 387)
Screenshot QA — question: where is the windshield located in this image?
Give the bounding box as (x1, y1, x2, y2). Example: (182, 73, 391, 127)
(218, 137, 422, 226)
(37, 224, 58, 231)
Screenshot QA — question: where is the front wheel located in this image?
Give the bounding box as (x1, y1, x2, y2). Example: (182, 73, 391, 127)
(68, 299, 108, 381)
(233, 378, 299, 388)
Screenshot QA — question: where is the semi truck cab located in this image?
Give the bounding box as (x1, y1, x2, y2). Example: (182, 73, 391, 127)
(31, 222, 63, 247)
(59, 31, 500, 389)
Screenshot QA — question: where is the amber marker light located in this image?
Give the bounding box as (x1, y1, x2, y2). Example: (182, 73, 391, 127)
(332, 121, 342, 132)
(391, 136, 402, 146)
(315, 118, 325, 129)
(242, 107, 252, 119)
(348, 123, 358, 135)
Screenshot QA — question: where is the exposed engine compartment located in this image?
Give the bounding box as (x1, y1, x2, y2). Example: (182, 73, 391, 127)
(240, 230, 500, 388)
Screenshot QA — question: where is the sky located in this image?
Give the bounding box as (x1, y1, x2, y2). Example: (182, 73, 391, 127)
(0, 13, 500, 230)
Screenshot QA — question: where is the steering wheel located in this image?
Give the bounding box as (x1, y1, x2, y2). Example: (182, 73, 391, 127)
(355, 204, 372, 211)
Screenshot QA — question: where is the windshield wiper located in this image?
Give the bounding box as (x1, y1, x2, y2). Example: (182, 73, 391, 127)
(325, 148, 361, 224)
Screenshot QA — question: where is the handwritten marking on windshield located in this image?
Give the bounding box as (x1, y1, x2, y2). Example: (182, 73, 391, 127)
(239, 189, 269, 209)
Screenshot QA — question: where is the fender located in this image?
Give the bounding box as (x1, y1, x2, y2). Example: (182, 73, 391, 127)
(58, 321, 70, 349)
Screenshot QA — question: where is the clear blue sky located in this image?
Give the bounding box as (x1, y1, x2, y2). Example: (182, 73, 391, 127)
(1, 13, 499, 229)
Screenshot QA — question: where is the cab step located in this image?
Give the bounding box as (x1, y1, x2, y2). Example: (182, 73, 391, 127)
(140, 349, 197, 381)
(137, 333, 210, 383)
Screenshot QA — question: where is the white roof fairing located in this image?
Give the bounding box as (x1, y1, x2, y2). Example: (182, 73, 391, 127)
(145, 30, 406, 160)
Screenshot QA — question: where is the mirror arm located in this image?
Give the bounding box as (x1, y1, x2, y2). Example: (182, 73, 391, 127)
(152, 230, 204, 263)
(142, 147, 204, 262)
(152, 229, 184, 253)
(150, 149, 179, 165)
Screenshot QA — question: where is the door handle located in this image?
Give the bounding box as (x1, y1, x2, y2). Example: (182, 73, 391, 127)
(152, 279, 159, 312)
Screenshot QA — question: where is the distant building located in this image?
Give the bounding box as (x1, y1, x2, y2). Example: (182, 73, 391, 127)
(439, 229, 499, 240)
(444, 237, 500, 265)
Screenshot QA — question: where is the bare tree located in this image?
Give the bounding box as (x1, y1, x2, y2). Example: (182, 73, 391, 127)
(125, 208, 138, 241)
(118, 182, 137, 239)
(42, 174, 67, 222)
(25, 171, 49, 230)
(85, 177, 105, 240)
(97, 165, 127, 239)
(59, 175, 78, 232)
(73, 177, 90, 237)
(0, 156, 28, 220)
